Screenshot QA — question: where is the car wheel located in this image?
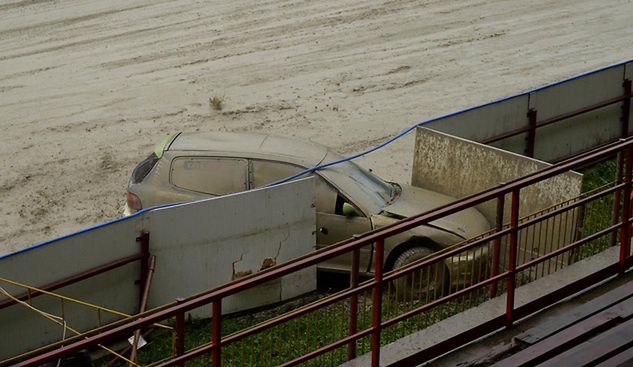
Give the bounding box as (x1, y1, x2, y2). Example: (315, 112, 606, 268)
(391, 246, 447, 301)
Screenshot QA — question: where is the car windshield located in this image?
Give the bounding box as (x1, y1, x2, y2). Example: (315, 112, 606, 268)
(317, 154, 396, 214)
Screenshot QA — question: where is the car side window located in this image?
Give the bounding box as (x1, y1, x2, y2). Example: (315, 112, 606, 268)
(250, 159, 343, 215)
(251, 160, 303, 188)
(170, 157, 247, 195)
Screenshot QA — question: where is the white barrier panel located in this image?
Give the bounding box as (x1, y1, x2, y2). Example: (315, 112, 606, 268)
(146, 178, 316, 317)
(425, 94, 530, 146)
(527, 65, 624, 161)
(412, 127, 583, 274)
(0, 217, 142, 360)
(412, 127, 583, 222)
(425, 61, 633, 162)
(0, 178, 316, 360)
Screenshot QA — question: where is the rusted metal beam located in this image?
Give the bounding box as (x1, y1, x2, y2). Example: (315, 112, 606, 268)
(211, 300, 222, 366)
(129, 255, 156, 365)
(137, 232, 150, 306)
(621, 79, 631, 138)
(526, 109, 537, 157)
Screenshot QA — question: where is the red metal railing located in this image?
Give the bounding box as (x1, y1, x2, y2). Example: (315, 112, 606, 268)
(11, 136, 633, 367)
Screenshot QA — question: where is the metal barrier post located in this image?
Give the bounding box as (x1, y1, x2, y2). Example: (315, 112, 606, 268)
(348, 248, 360, 360)
(371, 239, 384, 367)
(137, 232, 150, 305)
(506, 190, 520, 327)
(526, 109, 538, 158)
(491, 192, 505, 297)
(621, 79, 631, 138)
(212, 299, 222, 366)
(620, 144, 633, 276)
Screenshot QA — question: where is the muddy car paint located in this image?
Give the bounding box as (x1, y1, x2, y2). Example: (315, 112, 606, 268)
(126, 132, 492, 285)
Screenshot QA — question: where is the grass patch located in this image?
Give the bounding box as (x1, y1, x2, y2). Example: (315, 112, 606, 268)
(575, 158, 619, 258)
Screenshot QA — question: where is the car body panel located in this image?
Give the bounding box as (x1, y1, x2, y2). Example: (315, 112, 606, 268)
(316, 212, 373, 272)
(126, 132, 492, 286)
(382, 184, 492, 240)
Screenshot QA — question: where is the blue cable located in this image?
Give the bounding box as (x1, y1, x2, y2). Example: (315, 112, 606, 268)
(266, 118, 433, 187)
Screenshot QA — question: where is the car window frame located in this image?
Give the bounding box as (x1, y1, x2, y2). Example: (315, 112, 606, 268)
(168, 155, 249, 196)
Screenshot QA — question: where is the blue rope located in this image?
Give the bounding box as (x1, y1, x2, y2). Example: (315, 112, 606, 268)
(266, 119, 433, 187)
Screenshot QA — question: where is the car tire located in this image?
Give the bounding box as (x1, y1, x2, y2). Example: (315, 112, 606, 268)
(391, 246, 447, 301)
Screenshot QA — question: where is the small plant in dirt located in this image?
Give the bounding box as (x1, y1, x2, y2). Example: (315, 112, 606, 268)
(209, 94, 225, 111)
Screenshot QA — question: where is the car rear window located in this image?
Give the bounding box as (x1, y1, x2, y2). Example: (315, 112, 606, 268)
(131, 153, 159, 184)
(170, 157, 248, 196)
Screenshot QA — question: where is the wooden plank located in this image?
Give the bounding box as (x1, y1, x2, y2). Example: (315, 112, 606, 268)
(492, 296, 633, 367)
(538, 318, 633, 367)
(594, 346, 633, 367)
(514, 280, 633, 345)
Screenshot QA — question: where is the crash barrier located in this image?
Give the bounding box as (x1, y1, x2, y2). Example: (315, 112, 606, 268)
(412, 127, 583, 275)
(424, 60, 633, 163)
(0, 178, 315, 363)
(15, 137, 633, 367)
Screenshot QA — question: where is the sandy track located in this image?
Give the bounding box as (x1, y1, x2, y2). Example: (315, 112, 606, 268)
(1, 0, 632, 253)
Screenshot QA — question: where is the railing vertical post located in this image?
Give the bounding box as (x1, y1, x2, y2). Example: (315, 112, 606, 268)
(174, 298, 185, 367)
(612, 151, 624, 247)
(619, 144, 633, 276)
(506, 189, 520, 328)
(371, 238, 385, 367)
(526, 109, 538, 158)
(212, 299, 222, 366)
(490, 192, 505, 297)
(348, 247, 360, 360)
(621, 79, 631, 138)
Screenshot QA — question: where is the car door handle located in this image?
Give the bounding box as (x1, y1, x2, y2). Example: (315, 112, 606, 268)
(319, 227, 328, 235)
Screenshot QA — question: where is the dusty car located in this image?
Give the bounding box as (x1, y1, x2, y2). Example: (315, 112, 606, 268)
(126, 132, 491, 293)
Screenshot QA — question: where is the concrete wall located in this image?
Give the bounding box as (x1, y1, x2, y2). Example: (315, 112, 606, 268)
(425, 61, 633, 162)
(0, 178, 316, 360)
(412, 127, 583, 273)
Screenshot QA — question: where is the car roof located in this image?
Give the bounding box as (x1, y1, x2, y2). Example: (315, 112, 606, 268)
(166, 132, 329, 167)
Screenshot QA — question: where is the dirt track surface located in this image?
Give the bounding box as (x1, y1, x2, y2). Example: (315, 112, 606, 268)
(1, 0, 632, 253)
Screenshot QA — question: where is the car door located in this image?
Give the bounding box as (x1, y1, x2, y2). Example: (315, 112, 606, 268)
(250, 159, 373, 272)
(316, 211, 372, 273)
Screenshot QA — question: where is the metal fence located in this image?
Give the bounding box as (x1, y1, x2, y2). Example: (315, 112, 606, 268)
(10, 136, 633, 367)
